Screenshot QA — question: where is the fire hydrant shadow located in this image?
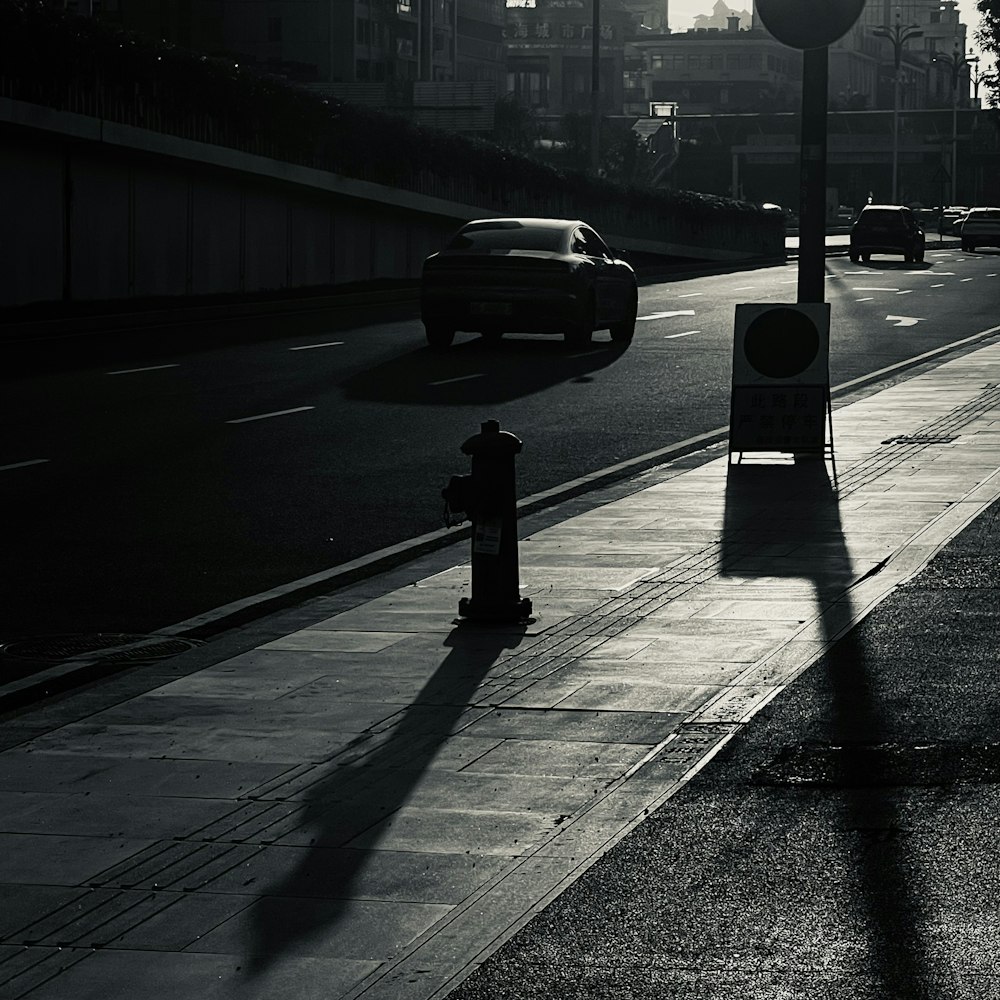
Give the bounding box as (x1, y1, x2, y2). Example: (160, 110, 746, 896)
(244, 622, 529, 977)
(721, 457, 933, 995)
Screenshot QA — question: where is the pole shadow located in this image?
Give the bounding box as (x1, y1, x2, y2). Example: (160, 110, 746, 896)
(244, 621, 528, 975)
(721, 456, 933, 996)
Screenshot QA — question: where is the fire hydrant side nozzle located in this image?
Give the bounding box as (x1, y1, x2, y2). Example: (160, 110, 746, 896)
(442, 419, 532, 622)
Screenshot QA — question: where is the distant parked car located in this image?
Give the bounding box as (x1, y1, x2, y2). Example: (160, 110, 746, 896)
(959, 208, 1000, 251)
(849, 205, 925, 263)
(420, 218, 638, 348)
(939, 206, 970, 234)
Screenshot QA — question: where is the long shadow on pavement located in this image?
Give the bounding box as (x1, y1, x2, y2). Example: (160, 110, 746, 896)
(243, 621, 529, 977)
(722, 457, 933, 996)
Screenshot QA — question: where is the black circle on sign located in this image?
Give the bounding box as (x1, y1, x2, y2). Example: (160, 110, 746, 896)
(743, 307, 820, 379)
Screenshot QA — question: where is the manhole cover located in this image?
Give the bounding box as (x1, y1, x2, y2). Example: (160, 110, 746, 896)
(0, 633, 203, 665)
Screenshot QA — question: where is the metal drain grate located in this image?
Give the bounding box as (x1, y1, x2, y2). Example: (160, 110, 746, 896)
(755, 741, 1000, 787)
(0, 633, 202, 664)
(881, 434, 959, 446)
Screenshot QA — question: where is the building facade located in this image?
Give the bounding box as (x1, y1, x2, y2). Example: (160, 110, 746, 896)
(503, 0, 641, 116)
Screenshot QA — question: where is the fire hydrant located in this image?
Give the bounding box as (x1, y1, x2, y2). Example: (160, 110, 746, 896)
(442, 419, 533, 622)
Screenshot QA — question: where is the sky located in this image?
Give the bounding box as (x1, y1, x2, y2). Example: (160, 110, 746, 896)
(667, 0, 994, 107)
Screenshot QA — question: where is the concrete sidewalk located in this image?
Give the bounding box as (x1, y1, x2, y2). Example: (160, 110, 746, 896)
(3, 334, 1000, 1000)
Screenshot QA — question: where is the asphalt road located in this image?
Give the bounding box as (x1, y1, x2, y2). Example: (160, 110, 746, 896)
(2, 248, 998, 645)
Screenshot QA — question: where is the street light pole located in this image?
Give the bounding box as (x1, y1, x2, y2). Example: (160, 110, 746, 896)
(590, 0, 600, 175)
(933, 44, 978, 205)
(873, 9, 922, 204)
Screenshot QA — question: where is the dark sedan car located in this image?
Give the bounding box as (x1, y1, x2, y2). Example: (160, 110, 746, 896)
(420, 218, 638, 348)
(849, 204, 924, 263)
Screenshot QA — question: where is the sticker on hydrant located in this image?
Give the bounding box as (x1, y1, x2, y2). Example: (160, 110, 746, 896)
(473, 517, 502, 555)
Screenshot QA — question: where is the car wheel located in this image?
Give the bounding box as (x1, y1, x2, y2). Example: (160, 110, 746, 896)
(861, 252, 871, 262)
(609, 291, 638, 344)
(849, 251, 859, 263)
(915, 248, 925, 262)
(425, 324, 455, 349)
(565, 297, 594, 347)
(904, 252, 913, 263)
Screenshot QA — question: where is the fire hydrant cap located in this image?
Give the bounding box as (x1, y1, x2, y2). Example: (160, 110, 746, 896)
(461, 419, 523, 456)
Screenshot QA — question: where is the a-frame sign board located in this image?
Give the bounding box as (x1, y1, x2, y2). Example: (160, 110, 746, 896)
(729, 302, 834, 462)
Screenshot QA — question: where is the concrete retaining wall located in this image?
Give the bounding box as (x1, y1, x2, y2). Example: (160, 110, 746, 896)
(0, 97, 780, 311)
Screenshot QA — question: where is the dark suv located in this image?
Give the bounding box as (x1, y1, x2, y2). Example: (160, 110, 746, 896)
(849, 205, 925, 263)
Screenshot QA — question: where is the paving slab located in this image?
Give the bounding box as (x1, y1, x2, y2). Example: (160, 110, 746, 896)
(3, 336, 1000, 999)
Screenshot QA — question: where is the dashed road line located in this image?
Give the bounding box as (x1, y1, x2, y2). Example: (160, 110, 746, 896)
(931, 283, 945, 288)
(852, 287, 900, 292)
(961, 277, 974, 282)
(897, 289, 913, 295)
(289, 341, 345, 351)
(676, 292, 703, 298)
(856, 297, 874, 302)
(226, 406, 315, 424)
(637, 310, 695, 321)
(664, 330, 701, 339)
(106, 364, 180, 375)
(429, 374, 485, 386)
(0, 458, 49, 472)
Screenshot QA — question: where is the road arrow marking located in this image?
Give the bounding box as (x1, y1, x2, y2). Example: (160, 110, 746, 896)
(885, 315, 923, 327)
(637, 310, 696, 321)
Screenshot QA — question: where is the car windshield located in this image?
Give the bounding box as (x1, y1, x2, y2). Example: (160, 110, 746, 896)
(858, 210, 907, 228)
(448, 223, 565, 252)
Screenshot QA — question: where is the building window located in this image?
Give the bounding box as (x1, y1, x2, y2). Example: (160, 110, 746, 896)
(397, 37, 415, 57)
(507, 69, 548, 106)
(651, 54, 663, 69)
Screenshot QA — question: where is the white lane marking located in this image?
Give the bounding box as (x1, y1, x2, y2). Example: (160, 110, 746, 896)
(907, 271, 954, 276)
(664, 330, 700, 339)
(676, 292, 703, 298)
(885, 315, 923, 327)
(637, 310, 696, 321)
(896, 289, 913, 295)
(106, 364, 180, 375)
(732, 286, 756, 291)
(289, 341, 345, 351)
(931, 283, 945, 288)
(1, 458, 50, 472)
(852, 287, 900, 292)
(961, 277, 974, 282)
(844, 271, 869, 275)
(227, 406, 315, 424)
(856, 297, 874, 302)
(988, 273, 998, 277)
(429, 374, 485, 386)
(566, 350, 606, 359)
